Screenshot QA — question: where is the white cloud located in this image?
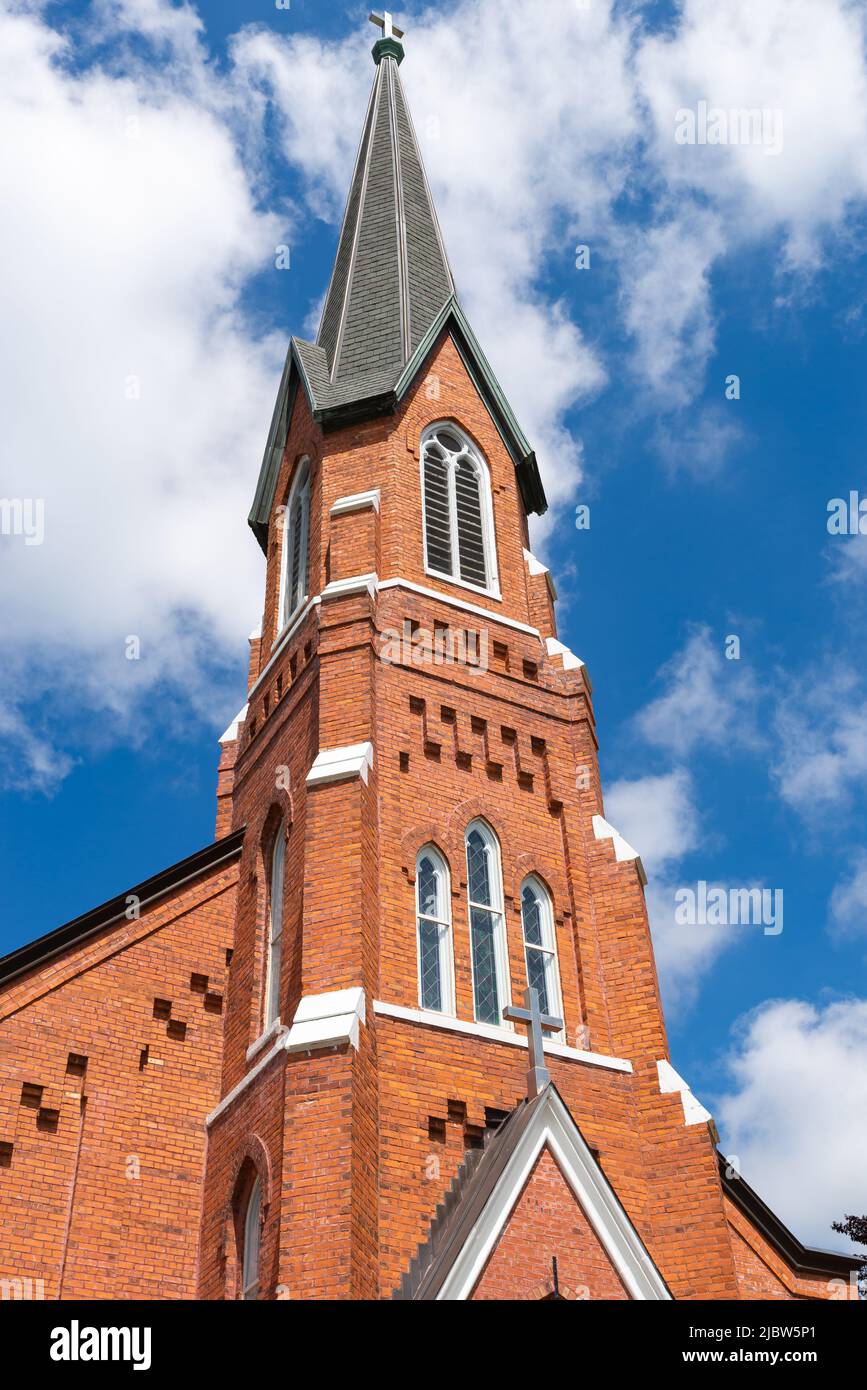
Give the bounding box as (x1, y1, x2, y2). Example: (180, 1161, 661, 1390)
(636, 0, 867, 266)
(716, 997, 867, 1250)
(773, 672, 867, 818)
(829, 854, 867, 942)
(606, 768, 700, 873)
(635, 626, 762, 759)
(0, 0, 282, 787)
(607, 768, 738, 1014)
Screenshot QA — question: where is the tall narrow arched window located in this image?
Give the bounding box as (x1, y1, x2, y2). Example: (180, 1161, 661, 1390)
(241, 1175, 261, 1301)
(416, 847, 454, 1014)
(520, 877, 563, 1032)
(465, 821, 509, 1026)
(422, 425, 498, 595)
(264, 829, 285, 1031)
(279, 458, 311, 628)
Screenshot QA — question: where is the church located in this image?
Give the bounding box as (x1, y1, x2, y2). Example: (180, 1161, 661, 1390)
(0, 14, 859, 1302)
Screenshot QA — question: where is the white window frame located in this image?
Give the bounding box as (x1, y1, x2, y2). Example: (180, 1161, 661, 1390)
(264, 828, 285, 1032)
(465, 820, 511, 1027)
(278, 457, 311, 633)
(520, 876, 564, 1039)
(242, 1175, 261, 1301)
(415, 846, 455, 1016)
(420, 423, 500, 601)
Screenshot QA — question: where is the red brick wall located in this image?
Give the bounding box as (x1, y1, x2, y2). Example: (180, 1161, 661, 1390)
(726, 1200, 848, 1300)
(472, 1147, 628, 1300)
(0, 860, 238, 1299)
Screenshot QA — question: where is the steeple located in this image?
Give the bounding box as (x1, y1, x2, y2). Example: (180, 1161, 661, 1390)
(305, 13, 456, 409)
(249, 12, 547, 551)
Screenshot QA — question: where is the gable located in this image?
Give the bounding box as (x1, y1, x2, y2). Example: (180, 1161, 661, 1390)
(394, 1085, 670, 1301)
(472, 1147, 628, 1301)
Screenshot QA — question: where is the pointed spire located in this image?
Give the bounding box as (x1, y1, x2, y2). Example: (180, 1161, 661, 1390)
(314, 14, 455, 402)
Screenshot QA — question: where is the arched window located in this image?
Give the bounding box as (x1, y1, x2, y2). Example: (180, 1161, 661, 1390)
(422, 425, 498, 595)
(416, 846, 454, 1014)
(521, 877, 562, 1031)
(264, 828, 285, 1031)
(279, 458, 311, 628)
(465, 821, 509, 1025)
(241, 1175, 261, 1301)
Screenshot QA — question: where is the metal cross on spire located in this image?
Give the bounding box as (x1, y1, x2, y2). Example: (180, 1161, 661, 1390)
(504, 988, 564, 1100)
(369, 11, 405, 40)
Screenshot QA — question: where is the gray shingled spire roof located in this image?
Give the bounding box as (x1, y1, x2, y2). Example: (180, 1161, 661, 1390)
(314, 37, 456, 404)
(248, 26, 547, 552)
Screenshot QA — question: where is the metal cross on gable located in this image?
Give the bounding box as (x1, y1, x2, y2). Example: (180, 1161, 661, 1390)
(504, 988, 564, 1100)
(369, 11, 405, 40)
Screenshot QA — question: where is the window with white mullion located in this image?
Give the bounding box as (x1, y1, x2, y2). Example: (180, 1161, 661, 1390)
(242, 1176, 261, 1301)
(465, 822, 510, 1026)
(279, 458, 311, 630)
(416, 848, 454, 1014)
(521, 878, 563, 1034)
(264, 830, 285, 1031)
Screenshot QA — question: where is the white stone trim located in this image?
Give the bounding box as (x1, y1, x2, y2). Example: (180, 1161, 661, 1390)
(330, 489, 381, 517)
(436, 1086, 670, 1300)
(206, 990, 367, 1127)
(248, 623, 262, 642)
(523, 548, 558, 603)
(593, 815, 648, 886)
(286, 987, 366, 1054)
(321, 572, 378, 601)
(657, 1059, 713, 1127)
(205, 1032, 288, 1127)
(373, 1000, 632, 1074)
(546, 637, 585, 673)
(245, 1017, 286, 1063)
(377, 577, 539, 637)
(255, 595, 321, 692)
(306, 742, 374, 788)
(219, 704, 249, 745)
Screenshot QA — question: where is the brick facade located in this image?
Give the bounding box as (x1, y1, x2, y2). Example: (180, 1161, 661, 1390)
(0, 291, 854, 1307)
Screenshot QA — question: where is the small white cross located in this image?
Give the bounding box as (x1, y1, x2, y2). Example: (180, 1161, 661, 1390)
(369, 11, 404, 40)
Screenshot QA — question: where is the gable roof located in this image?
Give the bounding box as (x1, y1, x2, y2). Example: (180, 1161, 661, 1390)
(248, 43, 547, 555)
(392, 1084, 671, 1301)
(0, 829, 245, 989)
(248, 298, 548, 552)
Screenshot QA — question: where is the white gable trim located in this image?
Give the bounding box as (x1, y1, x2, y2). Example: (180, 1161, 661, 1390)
(436, 1087, 670, 1301)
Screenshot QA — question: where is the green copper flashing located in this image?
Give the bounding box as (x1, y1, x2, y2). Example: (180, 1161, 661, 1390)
(372, 36, 404, 65)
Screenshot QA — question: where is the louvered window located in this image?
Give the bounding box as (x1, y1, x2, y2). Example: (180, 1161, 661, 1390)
(520, 877, 563, 1033)
(422, 427, 497, 593)
(416, 846, 454, 1014)
(280, 459, 310, 629)
(465, 821, 509, 1026)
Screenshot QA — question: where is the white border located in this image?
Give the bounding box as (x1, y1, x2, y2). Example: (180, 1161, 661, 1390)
(372, 1000, 632, 1074)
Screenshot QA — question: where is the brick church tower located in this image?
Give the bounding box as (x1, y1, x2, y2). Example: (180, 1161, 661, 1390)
(0, 14, 858, 1304)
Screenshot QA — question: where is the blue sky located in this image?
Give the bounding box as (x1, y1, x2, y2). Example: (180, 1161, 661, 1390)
(1, 0, 865, 1255)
